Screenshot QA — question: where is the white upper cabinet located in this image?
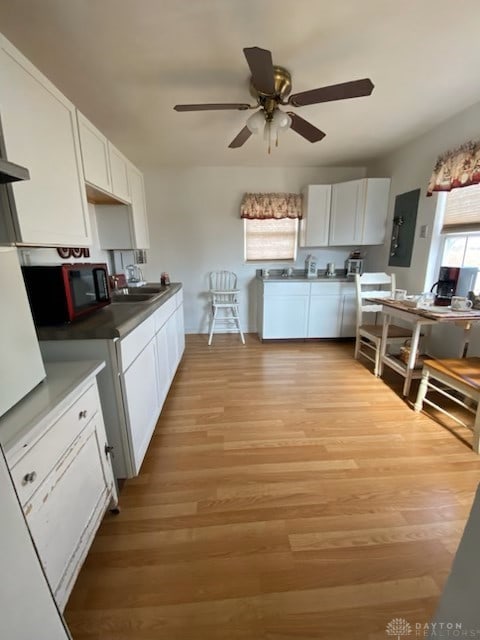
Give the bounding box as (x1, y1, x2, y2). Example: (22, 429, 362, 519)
(77, 112, 132, 204)
(128, 163, 150, 249)
(96, 165, 149, 250)
(0, 35, 91, 247)
(329, 178, 390, 246)
(299, 184, 332, 247)
(108, 142, 130, 203)
(77, 111, 111, 193)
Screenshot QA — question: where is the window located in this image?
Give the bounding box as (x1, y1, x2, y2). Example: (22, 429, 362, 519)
(438, 183, 480, 291)
(244, 218, 298, 261)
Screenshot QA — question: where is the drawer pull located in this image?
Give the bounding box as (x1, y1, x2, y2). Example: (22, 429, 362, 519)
(78, 410, 88, 420)
(22, 471, 37, 485)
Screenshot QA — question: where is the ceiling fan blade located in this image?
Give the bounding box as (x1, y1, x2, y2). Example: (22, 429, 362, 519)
(228, 126, 252, 148)
(174, 103, 251, 112)
(289, 78, 374, 107)
(288, 113, 326, 143)
(243, 47, 275, 95)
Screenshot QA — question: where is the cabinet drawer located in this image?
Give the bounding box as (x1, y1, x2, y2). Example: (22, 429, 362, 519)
(119, 315, 155, 371)
(264, 282, 311, 296)
(11, 384, 99, 506)
(310, 282, 343, 295)
(153, 297, 176, 333)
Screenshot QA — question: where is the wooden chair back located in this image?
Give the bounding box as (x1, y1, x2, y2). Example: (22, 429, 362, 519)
(355, 272, 397, 329)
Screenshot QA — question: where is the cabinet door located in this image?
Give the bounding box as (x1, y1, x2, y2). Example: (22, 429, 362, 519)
(155, 323, 170, 411)
(329, 179, 366, 246)
(0, 448, 70, 639)
(299, 185, 331, 247)
(122, 339, 159, 473)
(109, 143, 131, 203)
(362, 178, 391, 245)
(0, 36, 90, 246)
(77, 111, 111, 193)
(176, 302, 185, 359)
(263, 295, 309, 338)
(24, 417, 112, 610)
(308, 295, 343, 337)
(128, 165, 150, 249)
(341, 293, 357, 337)
(166, 309, 179, 380)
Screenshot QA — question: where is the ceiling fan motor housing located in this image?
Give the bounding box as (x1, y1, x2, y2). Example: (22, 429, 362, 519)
(249, 66, 292, 106)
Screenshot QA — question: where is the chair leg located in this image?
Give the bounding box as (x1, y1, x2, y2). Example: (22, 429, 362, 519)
(233, 304, 245, 344)
(208, 306, 217, 346)
(373, 339, 381, 377)
(354, 333, 360, 360)
(414, 368, 429, 412)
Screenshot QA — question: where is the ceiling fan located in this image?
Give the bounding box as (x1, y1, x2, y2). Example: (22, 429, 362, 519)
(173, 46, 374, 151)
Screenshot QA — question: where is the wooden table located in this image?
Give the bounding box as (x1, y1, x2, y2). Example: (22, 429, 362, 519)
(368, 298, 480, 397)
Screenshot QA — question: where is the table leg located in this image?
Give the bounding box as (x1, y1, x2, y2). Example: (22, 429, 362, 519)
(403, 321, 422, 397)
(460, 322, 472, 358)
(378, 313, 390, 377)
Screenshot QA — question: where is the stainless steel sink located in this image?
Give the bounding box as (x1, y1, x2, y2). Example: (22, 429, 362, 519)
(111, 286, 170, 303)
(111, 293, 155, 303)
(130, 286, 163, 294)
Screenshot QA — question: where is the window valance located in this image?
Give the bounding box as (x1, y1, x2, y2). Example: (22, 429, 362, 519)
(240, 192, 303, 219)
(427, 140, 480, 197)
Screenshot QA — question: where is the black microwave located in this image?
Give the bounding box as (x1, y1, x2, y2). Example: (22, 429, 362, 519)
(22, 263, 111, 325)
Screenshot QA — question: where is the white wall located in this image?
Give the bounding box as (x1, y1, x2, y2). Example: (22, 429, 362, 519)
(367, 100, 480, 357)
(142, 165, 367, 334)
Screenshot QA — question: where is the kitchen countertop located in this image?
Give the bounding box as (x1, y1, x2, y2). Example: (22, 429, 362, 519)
(0, 360, 105, 461)
(258, 274, 353, 283)
(36, 283, 182, 341)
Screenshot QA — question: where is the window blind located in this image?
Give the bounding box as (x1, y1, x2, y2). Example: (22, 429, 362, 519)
(244, 218, 298, 261)
(442, 183, 480, 233)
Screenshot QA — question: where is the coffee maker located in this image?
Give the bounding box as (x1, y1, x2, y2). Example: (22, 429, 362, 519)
(431, 266, 478, 305)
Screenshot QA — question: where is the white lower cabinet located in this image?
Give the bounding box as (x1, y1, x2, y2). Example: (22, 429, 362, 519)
(40, 288, 185, 479)
(308, 294, 343, 338)
(3, 364, 117, 612)
(259, 280, 356, 339)
(122, 338, 160, 472)
(260, 283, 310, 339)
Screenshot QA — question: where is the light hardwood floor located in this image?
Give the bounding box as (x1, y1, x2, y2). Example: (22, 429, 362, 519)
(65, 335, 480, 640)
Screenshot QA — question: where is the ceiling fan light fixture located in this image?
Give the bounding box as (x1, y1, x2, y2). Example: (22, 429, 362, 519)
(271, 109, 292, 131)
(246, 110, 265, 134)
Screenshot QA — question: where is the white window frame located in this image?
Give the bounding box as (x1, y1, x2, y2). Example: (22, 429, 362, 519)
(243, 218, 299, 263)
(431, 184, 480, 293)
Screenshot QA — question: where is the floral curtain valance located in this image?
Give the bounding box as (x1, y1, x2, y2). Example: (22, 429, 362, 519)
(240, 192, 303, 219)
(427, 140, 480, 197)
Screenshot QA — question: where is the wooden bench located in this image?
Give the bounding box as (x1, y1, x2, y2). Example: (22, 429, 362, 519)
(414, 357, 480, 453)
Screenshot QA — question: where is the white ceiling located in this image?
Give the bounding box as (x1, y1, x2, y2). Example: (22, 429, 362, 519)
(1, 0, 480, 168)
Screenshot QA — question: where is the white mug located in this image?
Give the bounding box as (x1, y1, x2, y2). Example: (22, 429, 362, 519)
(451, 296, 473, 311)
(394, 289, 407, 301)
